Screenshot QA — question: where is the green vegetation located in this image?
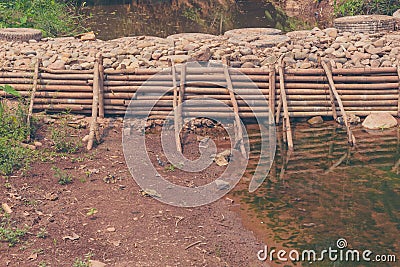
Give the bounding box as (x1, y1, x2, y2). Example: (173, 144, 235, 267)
(73, 253, 93, 267)
(0, 85, 33, 175)
(0, 0, 84, 37)
(50, 115, 81, 153)
(52, 166, 73, 185)
(0, 214, 28, 247)
(334, 0, 400, 16)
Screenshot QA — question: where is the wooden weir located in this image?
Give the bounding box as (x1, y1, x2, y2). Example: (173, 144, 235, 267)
(2, 58, 400, 150)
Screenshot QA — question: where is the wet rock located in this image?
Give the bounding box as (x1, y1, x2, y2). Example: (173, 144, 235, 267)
(307, 116, 323, 125)
(362, 113, 398, 130)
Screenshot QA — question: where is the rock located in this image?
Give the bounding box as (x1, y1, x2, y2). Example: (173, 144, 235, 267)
(240, 55, 260, 65)
(325, 47, 335, 54)
(240, 47, 252, 56)
(263, 55, 277, 65)
(183, 43, 198, 51)
(215, 179, 230, 190)
(89, 260, 107, 267)
(160, 55, 191, 63)
(307, 116, 323, 125)
(106, 227, 116, 232)
(1, 203, 12, 214)
(294, 51, 307, 60)
(300, 62, 312, 69)
(241, 62, 255, 68)
(48, 60, 66, 70)
(373, 38, 385, 47)
(324, 28, 338, 38)
(81, 32, 96, 41)
(362, 113, 397, 130)
(193, 47, 211, 61)
(214, 150, 231, 166)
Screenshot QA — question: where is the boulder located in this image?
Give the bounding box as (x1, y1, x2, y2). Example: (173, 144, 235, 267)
(307, 116, 324, 125)
(362, 113, 398, 130)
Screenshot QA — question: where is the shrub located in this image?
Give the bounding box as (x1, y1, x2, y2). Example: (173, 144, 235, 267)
(334, 0, 400, 16)
(0, 85, 33, 175)
(0, 0, 84, 37)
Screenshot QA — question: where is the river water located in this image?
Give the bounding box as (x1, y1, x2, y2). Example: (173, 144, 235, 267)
(233, 122, 399, 266)
(78, 0, 303, 40)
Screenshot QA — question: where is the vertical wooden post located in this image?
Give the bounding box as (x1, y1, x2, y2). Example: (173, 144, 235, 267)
(177, 63, 186, 133)
(98, 54, 105, 118)
(87, 57, 100, 150)
(396, 63, 400, 118)
(171, 60, 181, 152)
(269, 66, 276, 125)
(27, 57, 41, 142)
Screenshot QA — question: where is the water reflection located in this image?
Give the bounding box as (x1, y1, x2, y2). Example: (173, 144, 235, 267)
(233, 123, 399, 266)
(77, 0, 304, 40)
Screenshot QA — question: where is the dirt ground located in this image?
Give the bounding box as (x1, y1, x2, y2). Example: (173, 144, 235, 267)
(0, 116, 270, 267)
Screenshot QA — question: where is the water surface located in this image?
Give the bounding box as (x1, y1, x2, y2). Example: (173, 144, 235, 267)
(233, 123, 399, 266)
(78, 0, 301, 40)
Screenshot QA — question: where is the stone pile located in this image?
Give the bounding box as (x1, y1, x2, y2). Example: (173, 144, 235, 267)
(1, 26, 400, 71)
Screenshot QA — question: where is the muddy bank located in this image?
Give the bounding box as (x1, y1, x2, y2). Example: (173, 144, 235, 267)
(0, 116, 269, 266)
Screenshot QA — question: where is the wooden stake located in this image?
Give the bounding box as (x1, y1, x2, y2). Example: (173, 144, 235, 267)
(322, 61, 355, 146)
(98, 55, 105, 118)
(223, 65, 247, 157)
(269, 65, 276, 124)
(171, 60, 181, 152)
(278, 56, 294, 151)
(87, 57, 100, 150)
(27, 58, 41, 142)
(397, 63, 400, 117)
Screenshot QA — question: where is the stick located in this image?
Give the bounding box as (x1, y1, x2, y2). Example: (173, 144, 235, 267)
(269, 65, 276, 124)
(98, 55, 105, 118)
(278, 56, 294, 151)
(185, 241, 202, 250)
(397, 63, 400, 117)
(171, 60, 181, 152)
(27, 58, 41, 142)
(223, 64, 247, 157)
(178, 64, 186, 130)
(87, 57, 100, 150)
(322, 61, 356, 146)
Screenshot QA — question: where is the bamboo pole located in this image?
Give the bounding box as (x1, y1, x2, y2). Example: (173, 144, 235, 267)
(87, 58, 100, 150)
(322, 61, 355, 146)
(178, 64, 186, 131)
(171, 60, 181, 152)
(224, 64, 246, 157)
(278, 57, 294, 151)
(98, 55, 105, 118)
(269, 66, 276, 124)
(397, 63, 400, 117)
(26, 58, 41, 142)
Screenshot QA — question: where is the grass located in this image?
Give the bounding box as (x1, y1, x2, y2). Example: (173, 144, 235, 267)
(0, 85, 34, 175)
(50, 115, 81, 154)
(0, 214, 28, 247)
(73, 253, 93, 267)
(0, 0, 85, 37)
(52, 166, 73, 185)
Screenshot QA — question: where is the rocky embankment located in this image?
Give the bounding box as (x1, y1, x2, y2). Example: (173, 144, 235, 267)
(1, 26, 400, 71)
